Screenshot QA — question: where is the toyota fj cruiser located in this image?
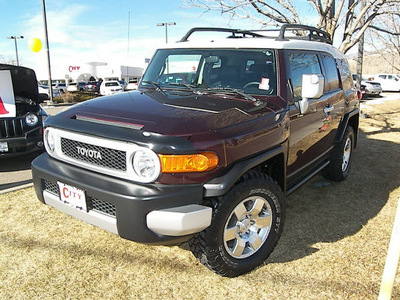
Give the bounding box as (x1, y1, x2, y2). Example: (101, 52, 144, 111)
(32, 25, 359, 277)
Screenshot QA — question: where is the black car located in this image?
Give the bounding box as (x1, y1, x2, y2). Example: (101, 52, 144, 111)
(84, 81, 100, 92)
(0, 64, 48, 157)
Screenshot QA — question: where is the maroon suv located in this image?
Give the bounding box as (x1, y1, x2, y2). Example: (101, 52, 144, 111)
(32, 25, 359, 277)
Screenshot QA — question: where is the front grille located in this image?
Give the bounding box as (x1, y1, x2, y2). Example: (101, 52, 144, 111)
(0, 118, 24, 138)
(61, 137, 126, 171)
(43, 179, 116, 217)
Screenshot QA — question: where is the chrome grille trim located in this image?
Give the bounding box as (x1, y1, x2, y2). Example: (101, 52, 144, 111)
(61, 138, 126, 171)
(45, 127, 157, 183)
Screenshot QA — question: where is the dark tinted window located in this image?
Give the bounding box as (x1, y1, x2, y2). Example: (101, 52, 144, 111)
(286, 52, 321, 100)
(337, 59, 353, 90)
(321, 54, 339, 91)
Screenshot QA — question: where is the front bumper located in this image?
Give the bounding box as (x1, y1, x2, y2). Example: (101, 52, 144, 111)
(0, 127, 43, 157)
(31, 153, 211, 245)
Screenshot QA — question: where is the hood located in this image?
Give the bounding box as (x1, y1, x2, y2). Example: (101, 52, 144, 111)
(0, 64, 40, 103)
(58, 89, 278, 136)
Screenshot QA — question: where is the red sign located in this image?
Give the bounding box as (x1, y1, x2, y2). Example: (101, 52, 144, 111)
(68, 66, 81, 72)
(0, 97, 9, 114)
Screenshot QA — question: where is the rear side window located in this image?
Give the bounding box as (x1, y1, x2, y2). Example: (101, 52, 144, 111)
(321, 54, 339, 91)
(286, 52, 321, 100)
(337, 59, 353, 91)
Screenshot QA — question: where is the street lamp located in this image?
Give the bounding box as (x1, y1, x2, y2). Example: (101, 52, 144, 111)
(156, 22, 176, 43)
(7, 36, 24, 66)
(41, 0, 54, 104)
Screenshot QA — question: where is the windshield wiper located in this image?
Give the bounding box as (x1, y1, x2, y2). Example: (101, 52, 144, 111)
(209, 87, 263, 106)
(168, 83, 203, 95)
(142, 81, 166, 94)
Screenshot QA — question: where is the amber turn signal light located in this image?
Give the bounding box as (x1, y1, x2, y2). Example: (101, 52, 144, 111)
(159, 152, 219, 173)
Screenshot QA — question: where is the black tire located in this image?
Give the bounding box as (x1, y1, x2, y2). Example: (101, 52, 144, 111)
(322, 126, 354, 181)
(189, 172, 285, 277)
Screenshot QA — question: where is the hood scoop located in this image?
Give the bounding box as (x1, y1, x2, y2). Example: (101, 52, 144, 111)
(75, 114, 144, 130)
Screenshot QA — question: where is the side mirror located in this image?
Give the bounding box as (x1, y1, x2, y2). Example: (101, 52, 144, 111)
(296, 74, 324, 114)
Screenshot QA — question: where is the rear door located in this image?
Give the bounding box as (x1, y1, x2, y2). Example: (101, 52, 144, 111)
(285, 50, 345, 187)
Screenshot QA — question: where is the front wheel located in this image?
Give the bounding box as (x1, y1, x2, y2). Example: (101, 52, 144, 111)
(189, 172, 285, 277)
(322, 126, 354, 181)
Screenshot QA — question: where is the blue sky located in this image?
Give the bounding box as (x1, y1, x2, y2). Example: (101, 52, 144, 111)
(0, 0, 318, 79)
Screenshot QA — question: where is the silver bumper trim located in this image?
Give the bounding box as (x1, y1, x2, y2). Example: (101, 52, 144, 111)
(146, 204, 212, 236)
(43, 191, 118, 235)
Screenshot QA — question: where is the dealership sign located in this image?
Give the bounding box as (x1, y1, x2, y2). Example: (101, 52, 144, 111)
(68, 66, 81, 72)
(0, 70, 16, 118)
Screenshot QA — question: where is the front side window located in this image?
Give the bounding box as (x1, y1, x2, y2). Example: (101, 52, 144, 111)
(141, 48, 277, 96)
(286, 52, 322, 100)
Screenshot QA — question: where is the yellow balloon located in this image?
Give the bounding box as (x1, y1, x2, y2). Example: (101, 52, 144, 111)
(28, 38, 42, 52)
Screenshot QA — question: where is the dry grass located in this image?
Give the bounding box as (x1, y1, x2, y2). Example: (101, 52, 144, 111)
(1, 95, 399, 299)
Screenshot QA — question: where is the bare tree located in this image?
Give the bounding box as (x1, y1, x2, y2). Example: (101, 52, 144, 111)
(366, 6, 400, 72)
(183, 0, 400, 54)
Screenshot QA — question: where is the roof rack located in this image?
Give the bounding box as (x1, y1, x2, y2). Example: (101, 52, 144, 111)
(179, 27, 265, 42)
(179, 24, 332, 45)
(259, 24, 332, 44)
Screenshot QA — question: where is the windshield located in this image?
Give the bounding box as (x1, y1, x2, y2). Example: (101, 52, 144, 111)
(141, 48, 277, 96)
(105, 82, 119, 87)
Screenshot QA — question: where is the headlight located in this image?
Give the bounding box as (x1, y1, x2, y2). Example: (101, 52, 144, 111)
(25, 113, 38, 126)
(44, 128, 56, 153)
(132, 148, 160, 182)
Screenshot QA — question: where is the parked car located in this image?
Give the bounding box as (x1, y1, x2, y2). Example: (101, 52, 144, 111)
(67, 82, 78, 92)
(126, 79, 139, 90)
(67, 82, 86, 92)
(32, 25, 359, 277)
(38, 84, 60, 98)
(0, 64, 48, 157)
(100, 81, 123, 95)
(53, 82, 67, 94)
(373, 74, 400, 91)
(84, 81, 100, 93)
(352, 74, 382, 97)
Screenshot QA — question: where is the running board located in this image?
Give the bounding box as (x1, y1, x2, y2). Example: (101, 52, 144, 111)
(286, 161, 330, 195)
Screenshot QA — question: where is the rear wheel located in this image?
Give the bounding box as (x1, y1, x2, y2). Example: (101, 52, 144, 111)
(322, 126, 354, 181)
(189, 172, 285, 277)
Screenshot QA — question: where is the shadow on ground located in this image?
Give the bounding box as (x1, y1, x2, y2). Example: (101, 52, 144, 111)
(268, 128, 400, 263)
(0, 152, 41, 172)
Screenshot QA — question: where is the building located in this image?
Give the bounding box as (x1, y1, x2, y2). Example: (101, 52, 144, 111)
(66, 62, 144, 83)
(40, 62, 144, 85)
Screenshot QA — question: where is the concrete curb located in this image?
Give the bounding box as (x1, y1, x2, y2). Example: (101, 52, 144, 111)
(0, 183, 34, 195)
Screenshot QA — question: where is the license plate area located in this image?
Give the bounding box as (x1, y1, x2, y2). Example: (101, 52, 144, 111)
(57, 182, 87, 211)
(0, 142, 8, 153)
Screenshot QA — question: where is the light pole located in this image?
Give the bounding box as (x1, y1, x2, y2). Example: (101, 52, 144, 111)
(41, 0, 54, 103)
(7, 36, 24, 66)
(156, 22, 176, 43)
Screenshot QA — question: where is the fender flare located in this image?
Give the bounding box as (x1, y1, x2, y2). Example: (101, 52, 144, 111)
(203, 145, 285, 197)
